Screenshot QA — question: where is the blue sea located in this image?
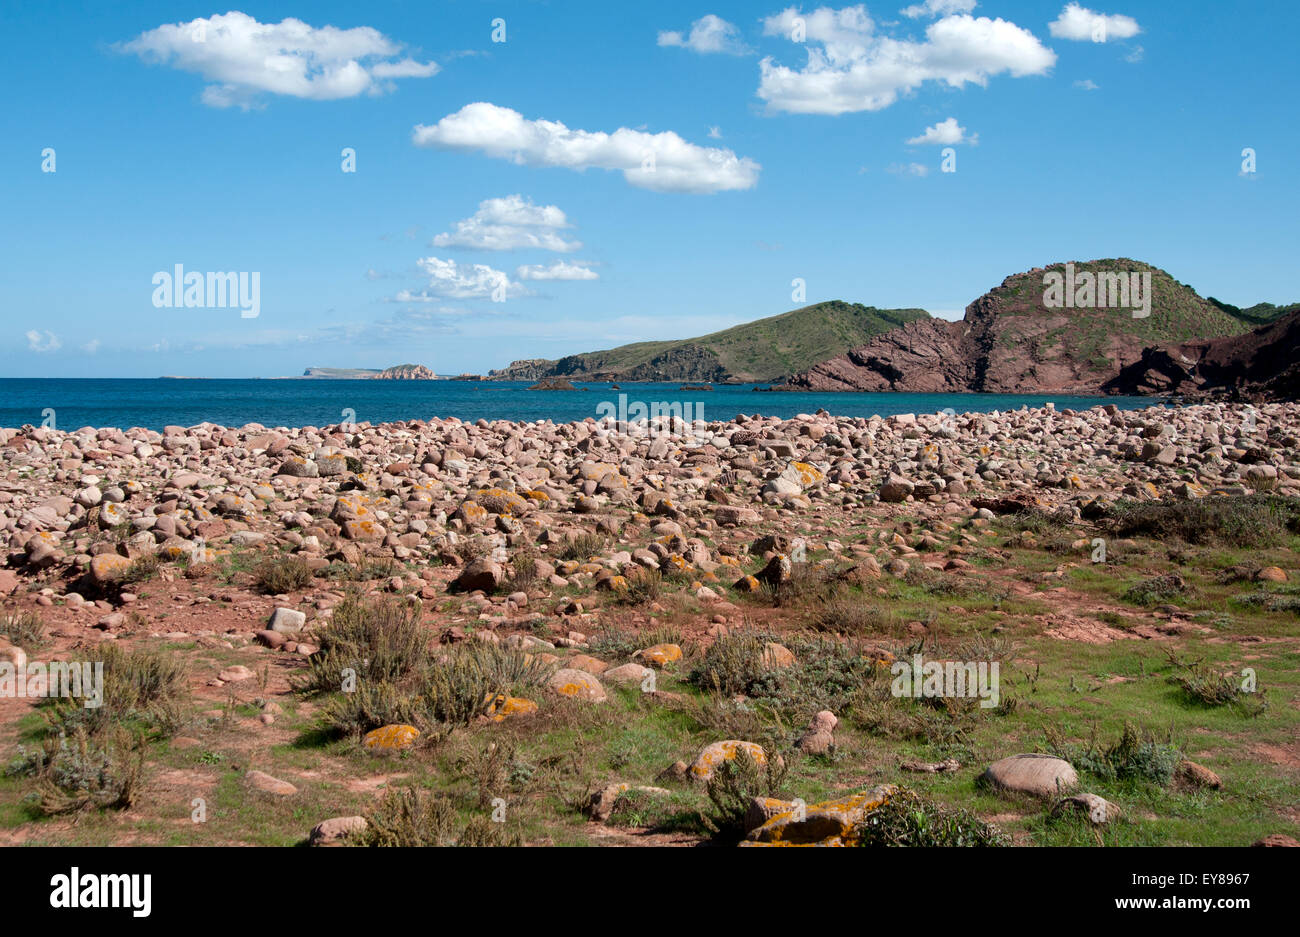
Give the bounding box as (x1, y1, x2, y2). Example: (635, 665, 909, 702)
(0, 379, 1160, 433)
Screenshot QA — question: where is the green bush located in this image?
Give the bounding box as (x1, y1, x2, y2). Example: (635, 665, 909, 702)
(1122, 573, 1188, 606)
(1047, 723, 1183, 786)
(313, 636, 550, 738)
(1169, 664, 1265, 714)
(0, 608, 47, 649)
(254, 555, 314, 593)
(855, 788, 1009, 846)
(295, 595, 429, 694)
(689, 631, 771, 697)
(359, 787, 520, 846)
(702, 746, 788, 842)
(1107, 495, 1300, 547)
(556, 532, 607, 561)
(45, 643, 189, 740)
(19, 726, 147, 816)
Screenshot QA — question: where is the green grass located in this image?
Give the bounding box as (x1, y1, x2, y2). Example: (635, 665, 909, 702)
(0, 500, 1295, 848)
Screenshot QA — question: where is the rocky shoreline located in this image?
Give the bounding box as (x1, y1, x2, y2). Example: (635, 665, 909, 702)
(2, 401, 1295, 603)
(1, 399, 1297, 847)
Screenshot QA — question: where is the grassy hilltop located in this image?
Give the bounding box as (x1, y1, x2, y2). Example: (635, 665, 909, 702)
(491, 301, 930, 383)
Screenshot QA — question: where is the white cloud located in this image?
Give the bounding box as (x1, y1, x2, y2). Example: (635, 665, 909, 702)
(886, 162, 930, 176)
(1048, 4, 1139, 42)
(118, 11, 438, 109)
(906, 116, 976, 145)
(1125, 45, 1144, 62)
(708, 126, 723, 138)
(404, 257, 528, 300)
(901, 0, 977, 19)
(658, 15, 752, 55)
(515, 261, 599, 281)
(1073, 78, 1099, 90)
(758, 6, 1057, 115)
(81, 339, 102, 354)
(433, 195, 581, 252)
(412, 102, 760, 194)
(25, 330, 61, 353)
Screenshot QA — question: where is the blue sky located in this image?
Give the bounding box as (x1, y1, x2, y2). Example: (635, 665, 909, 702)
(3, 0, 1296, 378)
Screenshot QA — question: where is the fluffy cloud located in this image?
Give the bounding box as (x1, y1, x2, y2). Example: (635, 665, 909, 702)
(433, 195, 581, 252)
(758, 6, 1056, 115)
(25, 330, 61, 353)
(658, 15, 751, 55)
(886, 162, 930, 176)
(118, 11, 438, 108)
(906, 116, 977, 145)
(901, 0, 977, 19)
(412, 102, 760, 194)
(1048, 4, 1140, 42)
(401, 257, 528, 300)
(515, 261, 599, 281)
(1074, 78, 1099, 90)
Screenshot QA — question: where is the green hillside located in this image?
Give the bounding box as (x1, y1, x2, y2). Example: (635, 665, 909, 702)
(502, 301, 930, 383)
(1208, 297, 1300, 328)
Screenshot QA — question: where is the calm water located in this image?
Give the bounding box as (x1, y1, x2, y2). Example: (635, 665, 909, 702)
(0, 379, 1160, 433)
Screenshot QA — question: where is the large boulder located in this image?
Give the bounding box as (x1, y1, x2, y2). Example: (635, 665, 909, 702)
(981, 754, 1078, 799)
(89, 553, 132, 586)
(548, 669, 607, 703)
(450, 558, 503, 593)
(277, 457, 319, 478)
(878, 474, 915, 503)
(689, 740, 771, 783)
(309, 815, 368, 846)
(744, 786, 900, 845)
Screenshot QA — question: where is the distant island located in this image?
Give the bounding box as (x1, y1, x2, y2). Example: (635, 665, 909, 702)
(300, 364, 442, 380)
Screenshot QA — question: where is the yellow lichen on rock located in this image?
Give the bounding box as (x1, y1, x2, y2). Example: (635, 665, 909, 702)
(790, 461, 824, 486)
(362, 724, 421, 751)
(484, 694, 539, 722)
(473, 487, 531, 515)
(689, 740, 769, 782)
(456, 501, 491, 525)
(747, 785, 900, 845)
(636, 643, 682, 667)
(548, 668, 607, 702)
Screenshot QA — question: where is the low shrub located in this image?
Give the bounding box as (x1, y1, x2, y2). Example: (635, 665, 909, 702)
(1122, 573, 1188, 606)
(45, 643, 189, 740)
(0, 608, 47, 649)
(702, 746, 789, 842)
(1046, 723, 1182, 786)
(254, 555, 314, 594)
(855, 788, 1009, 847)
(1106, 494, 1300, 548)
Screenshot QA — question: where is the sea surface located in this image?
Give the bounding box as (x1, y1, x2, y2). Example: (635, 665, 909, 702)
(0, 379, 1161, 433)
